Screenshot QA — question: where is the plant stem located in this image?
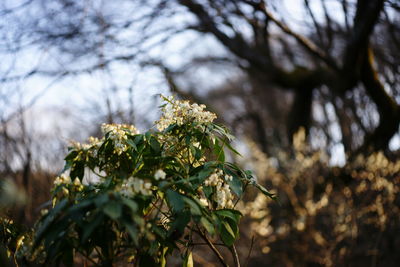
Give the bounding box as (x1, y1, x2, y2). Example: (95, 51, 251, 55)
(244, 236, 255, 267)
(196, 228, 228, 267)
(230, 245, 240, 267)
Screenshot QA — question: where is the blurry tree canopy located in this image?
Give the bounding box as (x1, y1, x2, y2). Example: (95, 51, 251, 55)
(1, 0, 399, 169)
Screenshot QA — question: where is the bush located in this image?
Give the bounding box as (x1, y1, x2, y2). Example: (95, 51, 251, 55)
(8, 95, 273, 266)
(240, 133, 400, 266)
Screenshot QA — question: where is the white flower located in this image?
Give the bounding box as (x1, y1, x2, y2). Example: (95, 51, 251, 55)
(54, 173, 71, 186)
(82, 167, 104, 185)
(101, 123, 139, 155)
(225, 174, 233, 181)
(40, 209, 49, 216)
(204, 169, 235, 209)
(70, 141, 91, 150)
(73, 178, 81, 186)
(119, 177, 152, 197)
(199, 197, 209, 207)
(62, 187, 69, 196)
(154, 169, 166, 180)
(156, 95, 217, 131)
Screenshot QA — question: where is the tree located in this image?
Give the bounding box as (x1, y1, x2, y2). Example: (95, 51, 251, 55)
(1, 0, 398, 162)
(160, 0, 399, 156)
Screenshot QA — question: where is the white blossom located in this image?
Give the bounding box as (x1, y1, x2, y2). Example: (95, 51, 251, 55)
(156, 95, 217, 131)
(54, 173, 71, 186)
(119, 177, 152, 197)
(73, 178, 81, 186)
(101, 123, 139, 155)
(154, 169, 166, 180)
(199, 197, 209, 207)
(204, 169, 235, 209)
(82, 167, 105, 185)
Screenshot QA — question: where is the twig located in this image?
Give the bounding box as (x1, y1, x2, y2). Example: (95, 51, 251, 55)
(253, 3, 339, 71)
(244, 236, 255, 267)
(195, 227, 228, 267)
(230, 244, 240, 267)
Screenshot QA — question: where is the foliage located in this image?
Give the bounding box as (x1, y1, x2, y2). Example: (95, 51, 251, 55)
(10, 96, 273, 266)
(239, 133, 400, 266)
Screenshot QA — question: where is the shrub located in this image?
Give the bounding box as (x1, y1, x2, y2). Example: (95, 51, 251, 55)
(11, 95, 273, 266)
(240, 133, 400, 266)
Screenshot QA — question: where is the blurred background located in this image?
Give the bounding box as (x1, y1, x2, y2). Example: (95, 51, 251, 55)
(1, 0, 399, 266)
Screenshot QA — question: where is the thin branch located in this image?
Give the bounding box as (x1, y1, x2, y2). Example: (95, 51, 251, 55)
(195, 227, 228, 267)
(247, 1, 339, 71)
(244, 236, 255, 267)
(304, 0, 324, 45)
(230, 244, 241, 267)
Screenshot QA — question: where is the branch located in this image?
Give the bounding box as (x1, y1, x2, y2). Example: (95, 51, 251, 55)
(249, 2, 339, 71)
(179, 0, 269, 70)
(195, 228, 229, 267)
(244, 236, 255, 267)
(342, 0, 385, 88)
(230, 245, 241, 267)
(358, 46, 400, 152)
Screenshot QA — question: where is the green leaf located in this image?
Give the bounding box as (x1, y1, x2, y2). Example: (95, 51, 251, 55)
(164, 123, 177, 133)
(213, 139, 225, 162)
(68, 198, 94, 213)
(222, 138, 241, 156)
(145, 131, 151, 141)
(169, 211, 190, 238)
(213, 124, 234, 141)
(64, 150, 79, 161)
(202, 186, 212, 198)
(227, 175, 243, 197)
(166, 190, 185, 212)
(121, 197, 138, 212)
(214, 209, 242, 224)
(185, 135, 191, 146)
(123, 220, 139, 246)
(94, 194, 109, 207)
(200, 217, 215, 236)
(34, 198, 69, 245)
(150, 136, 161, 154)
(160, 247, 168, 267)
(133, 134, 144, 145)
(103, 201, 122, 219)
(126, 139, 137, 150)
(195, 147, 202, 160)
(70, 161, 84, 179)
(183, 251, 193, 267)
(82, 213, 104, 242)
(197, 168, 213, 182)
(252, 182, 276, 199)
(220, 221, 236, 246)
(182, 196, 202, 216)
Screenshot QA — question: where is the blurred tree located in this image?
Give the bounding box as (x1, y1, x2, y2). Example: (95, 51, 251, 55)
(0, 0, 399, 166)
(160, 0, 399, 157)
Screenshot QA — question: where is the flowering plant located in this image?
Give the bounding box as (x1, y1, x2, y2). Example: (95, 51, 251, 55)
(18, 95, 274, 266)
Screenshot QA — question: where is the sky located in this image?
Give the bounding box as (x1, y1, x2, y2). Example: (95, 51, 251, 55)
(1, 0, 399, 171)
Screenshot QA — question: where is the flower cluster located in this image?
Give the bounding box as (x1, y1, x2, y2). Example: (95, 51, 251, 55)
(70, 141, 92, 150)
(101, 123, 139, 155)
(156, 95, 217, 131)
(119, 177, 152, 197)
(53, 173, 84, 196)
(154, 169, 166, 180)
(204, 169, 234, 209)
(53, 173, 71, 186)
